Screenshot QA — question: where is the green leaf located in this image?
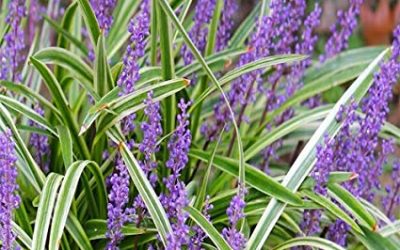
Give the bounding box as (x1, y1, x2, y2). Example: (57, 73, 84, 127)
(245, 105, 331, 160)
(87, 79, 189, 143)
(65, 214, 94, 250)
(301, 190, 362, 233)
(107, 0, 140, 58)
(380, 220, 400, 237)
(0, 80, 62, 120)
(57, 126, 73, 167)
(33, 47, 97, 100)
(117, 141, 172, 246)
(49, 161, 105, 250)
(94, 35, 113, 96)
(189, 149, 303, 206)
(193, 126, 225, 212)
(229, 1, 261, 48)
(31, 173, 63, 250)
(158, 0, 245, 185)
(328, 183, 377, 230)
(0, 94, 58, 137)
(0, 103, 45, 191)
(56, 2, 79, 50)
(13, 222, 33, 249)
(30, 56, 90, 159)
(84, 220, 154, 240)
(358, 226, 398, 250)
(256, 47, 385, 134)
(77, 0, 100, 45)
(272, 237, 346, 250)
(186, 206, 231, 250)
(191, 54, 307, 116)
(176, 47, 246, 77)
(43, 15, 88, 55)
(246, 48, 389, 250)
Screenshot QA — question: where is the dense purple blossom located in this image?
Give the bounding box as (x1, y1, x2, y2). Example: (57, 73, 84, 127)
(215, 0, 238, 52)
(133, 92, 162, 226)
(201, 13, 271, 141)
(117, 0, 150, 135)
(160, 100, 192, 249)
(181, 0, 216, 65)
(222, 184, 247, 250)
(353, 25, 400, 200)
(28, 0, 43, 43)
(118, 0, 150, 96)
(320, 0, 364, 62)
(260, 2, 321, 169)
(382, 162, 400, 220)
(0, 129, 20, 250)
(190, 196, 213, 249)
(106, 158, 135, 250)
(139, 92, 162, 187)
(0, 0, 26, 82)
(29, 106, 50, 173)
(90, 0, 118, 35)
(300, 135, 334, 236)
(300, 25, 400, 246)
(326, 219, 350, 247)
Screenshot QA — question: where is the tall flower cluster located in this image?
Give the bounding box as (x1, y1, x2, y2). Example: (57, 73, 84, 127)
(306, 0, 364, 108)
(28, 0, 43, 43)
(382, 162, 400, 220)
(300, 135, 334, 236)
(320, 0, 364, 62)
(138, 92, 162, 187)
(29, 105, 50, 173)
(106, 158, 135, 250)
(0, 130, 20, 250)
(353, 25, 400, 200)
(118, 0, 150, 96)
(160, 99, 192, 249)
(133, 92, 162, 226)
(189, 196, 213, 249)
(300, 25, 400, 246)
(260, 3, 321, 170)
(90, 0, 118, 34)
(117, 0, 150, 135)
(222, 184, 247, 250)
(0, 0, 26, 82)
(215, 0, 238, 52)
(181, 0, 216, 65)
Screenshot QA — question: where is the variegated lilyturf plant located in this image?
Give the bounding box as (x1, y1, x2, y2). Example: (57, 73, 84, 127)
(1, 0, 400, 249)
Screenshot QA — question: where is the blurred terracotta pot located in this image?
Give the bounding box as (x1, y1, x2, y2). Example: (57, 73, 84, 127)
(361, 0, 394, 45)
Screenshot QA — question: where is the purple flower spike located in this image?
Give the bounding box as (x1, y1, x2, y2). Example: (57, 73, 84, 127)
(190, 196, 213, 249)
(118, 0, 150, 96)
(320, 0, 364, 62)
(382, 162, 400, 220)
(133, 92, 163, 226)
(0, 0, 26, 82)
(181, 0, 216, 65)
(118, 0, 150, 135)
(216, 0, 238, 52)
(300, 135, 334, 236)
(0, 129, 20, 250)
(106, 158, 135, 250)
(326, 219, 350, 247)
(90, 0, 118, 35)
(29, 105, 50, 173)
(222, 184, 247, 250)
(160, 99, 192, 249)
(139, 91, 162, 187)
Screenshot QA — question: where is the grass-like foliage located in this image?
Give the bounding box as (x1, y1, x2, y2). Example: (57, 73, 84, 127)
(0, 0, 400, 249)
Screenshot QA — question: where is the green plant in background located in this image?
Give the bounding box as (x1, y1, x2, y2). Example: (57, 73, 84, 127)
(0, 0, 400, 249)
